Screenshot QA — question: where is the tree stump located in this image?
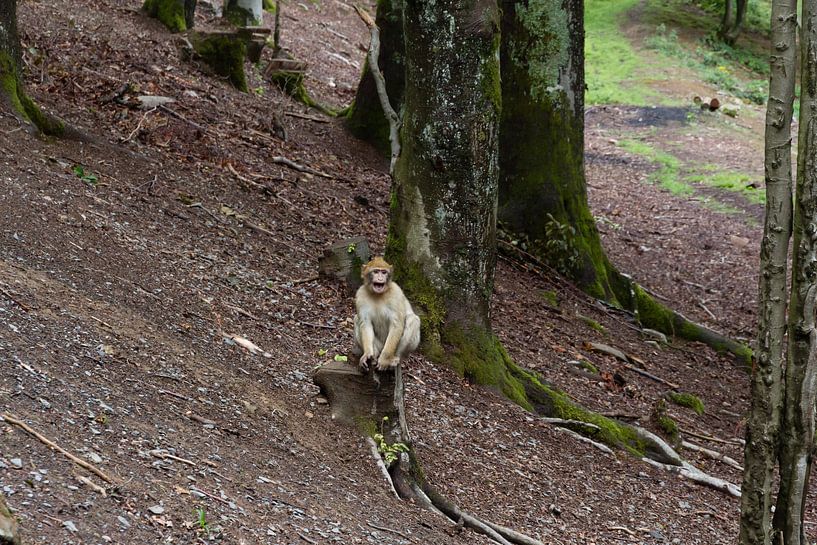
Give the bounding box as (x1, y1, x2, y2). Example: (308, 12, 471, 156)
(185, 31, 249, 92)
(313, 361, 401, 434)
(318, 237, 370, 294)
(0, 496, 20, 545)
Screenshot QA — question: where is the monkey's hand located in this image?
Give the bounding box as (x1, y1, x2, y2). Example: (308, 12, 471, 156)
(376, 354, 399, 371)
(360, 352, 376, 370)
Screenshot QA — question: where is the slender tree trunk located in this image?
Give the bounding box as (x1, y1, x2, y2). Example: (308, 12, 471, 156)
(774, 3, 817, 543)
(346, 0, 405, 155)
(725, 0, 747, 44)
(720, 0, 734, 39)
(739, 0, 795, 542)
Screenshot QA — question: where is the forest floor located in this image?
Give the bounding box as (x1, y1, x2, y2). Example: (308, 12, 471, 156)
(0, 1, 787, 544)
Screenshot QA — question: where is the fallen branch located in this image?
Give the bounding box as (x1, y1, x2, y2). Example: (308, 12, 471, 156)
(681, 440, 743, 471)
(643, 458, 741, 497)
(353, 5, 401, 175)
(0, 284, 30, 311)
(620, 362, 679, 389)
(271, 156, 332, 178)
(1, 412, 116, 484)
(150, 449, 197, 466)
(679, 427, 744, 446)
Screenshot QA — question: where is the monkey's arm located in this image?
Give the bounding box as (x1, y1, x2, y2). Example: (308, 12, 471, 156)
(355, 313, 377, 368)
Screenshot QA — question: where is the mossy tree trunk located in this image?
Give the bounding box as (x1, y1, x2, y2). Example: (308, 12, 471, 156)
(346, 0, 405, 155)
(497, 0, 750, 362)
(386, 0, 526, 400)
(499, 0, 614, 301)
(739, 0, 795, 543)
(773, 1, 817, 542)
(0, 0, 63, 135)
(719, 0, 747, 45)
(143, 0, 197, 32)
(224, 0, 262, 26)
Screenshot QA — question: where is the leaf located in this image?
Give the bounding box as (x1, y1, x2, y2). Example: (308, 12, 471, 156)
(333, 354, 348, 362)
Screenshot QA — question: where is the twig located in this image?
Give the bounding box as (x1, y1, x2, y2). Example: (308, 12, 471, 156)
(552, 426, 614, 455)
(158, 389, 194, 402)
(1, 413, 116, 484)
(271, 156, 333, 178)
(77, 475, 107, 497)
(284, 111, 330, 123)
(150, 449, 197, 466)
(158, 104, 207, 133)
(679, 427, 744, 446)
(90, 315, 115, 330)
(298, 534, 318, 545)
(121, 107, 156, 143)
(366, 437, 399, 498)
(189, 486, 234, 506)
(697, 301, 718, 321)
(354, 5, 401, 175)
(620, 362, 679, 389)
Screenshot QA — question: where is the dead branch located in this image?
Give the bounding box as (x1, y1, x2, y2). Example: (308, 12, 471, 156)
(679, 427, 744, 446)
(150, 449, 197, 466)
(121, 107, 156, 143)
(0, 284, 31, 311)
(620, 362, 679, 389)
(271, 156, 333, 178)
(1, 412, 116, 484)
(284, 111, 330, 123)
(681, 440, 743, 471)
(353, 5, 401, 174)
(643, 458, 741, 497)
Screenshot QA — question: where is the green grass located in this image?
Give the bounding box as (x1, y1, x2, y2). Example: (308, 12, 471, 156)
(585, 0, 661, 105)
(618, 139, 765, 210)
(586, 0, 769, 106)
(617, 139, 692, 195)
(687, 165, 765, 204)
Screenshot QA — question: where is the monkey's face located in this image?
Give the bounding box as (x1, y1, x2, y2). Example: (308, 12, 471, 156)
(368, 268, 390, 294)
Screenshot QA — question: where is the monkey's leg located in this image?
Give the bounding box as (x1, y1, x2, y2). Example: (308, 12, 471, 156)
(396, 314, 421, 359)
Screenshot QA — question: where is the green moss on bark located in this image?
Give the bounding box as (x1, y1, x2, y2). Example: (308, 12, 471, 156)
(667, 392, 705, 415)
(143, 0, 187, 32)
(189, 32, 248, 92)
(0, 53, 64, 136)
(224, 1, 261, 26)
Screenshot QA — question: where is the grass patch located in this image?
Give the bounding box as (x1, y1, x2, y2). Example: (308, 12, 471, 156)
(687, 165, 765, 205)
(617, 139, 692, 195)
(645, 24, 767, 104)
(585, 0, 663, 105)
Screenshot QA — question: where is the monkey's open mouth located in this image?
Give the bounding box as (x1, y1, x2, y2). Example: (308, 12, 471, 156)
(372, 281, 387, 293)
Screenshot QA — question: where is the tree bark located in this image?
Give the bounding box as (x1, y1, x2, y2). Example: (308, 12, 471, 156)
(346, 0, 405, 155)
(387, 0, 500, 332)
(719, 0, 734, 40)
(739, 0, 795, 543)
(0, 0, 64, 135)
(499, 0, 616, 299)
(774, 2, 817, 543)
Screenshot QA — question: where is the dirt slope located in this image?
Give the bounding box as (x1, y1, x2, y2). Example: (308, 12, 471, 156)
(0, 1, 775, 544)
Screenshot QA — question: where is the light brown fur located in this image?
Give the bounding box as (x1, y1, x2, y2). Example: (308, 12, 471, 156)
(354, 257, 421, 370)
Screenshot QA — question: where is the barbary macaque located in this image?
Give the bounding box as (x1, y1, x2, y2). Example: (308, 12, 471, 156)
(354, 257, 421, 371)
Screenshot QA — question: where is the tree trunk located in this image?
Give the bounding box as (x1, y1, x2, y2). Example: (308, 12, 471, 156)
(719, 0, 734, 40)
(224, 0, 262, 26)
(0, 0, 63, 135)
(774, 2, 817, 542)
(143, 0, 196, 32)
(346, 0, 405, 155)
(498, 0, 615, 300)
(724, 0, 747, 44)
(739, 0, 795, 542)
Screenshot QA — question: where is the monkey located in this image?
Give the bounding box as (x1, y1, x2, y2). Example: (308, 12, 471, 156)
(353, 257, 421, 371)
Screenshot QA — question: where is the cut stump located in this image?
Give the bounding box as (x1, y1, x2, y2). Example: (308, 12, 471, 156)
(318, 237, 370, 293)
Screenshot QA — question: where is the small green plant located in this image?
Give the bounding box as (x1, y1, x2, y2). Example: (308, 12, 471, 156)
(542, 213, 580, 277)
(196, 507, 208, 532)
(373, 417, 409, 465)
(346, 242, 357, 254)
(72, 165, 98, 186)
(253, 86, 265, 96)
(541, 290, 559, 309)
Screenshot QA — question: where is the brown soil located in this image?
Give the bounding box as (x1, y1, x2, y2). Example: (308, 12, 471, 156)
(0, 1, 779, 545)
